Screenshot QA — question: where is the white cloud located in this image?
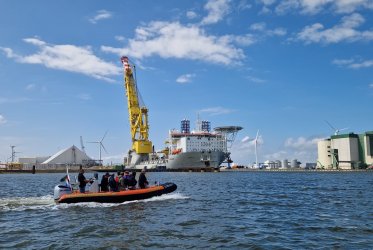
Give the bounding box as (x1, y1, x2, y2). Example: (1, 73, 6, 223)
(296, 13, 373, 44)
(115, 36, 125, 42)
(237, 0, 252, 10)
(0, 115, 6, 125)
(348, 60, 373, 69)
(268, 27, 287, 36)
(250, 22, 287, 37)
(276, 0, 301, 14)
(176, 73, 196, 83)
(264, 150, 288, 160)
(260, 0, 277, 5)
(334, 0, 373, 13)
(332, 58, 373, 69)
(24, 38, 46, 46)
(263, 136, 324, 164)
(232, 135, 323, 165)
(0, 47, 15, 58)
(25, 84, 36, 90)
(0, 97, 30, 104)
(275, 0, 373, 14)
(201, 0, 232, 25)
(101, 21, 245, 65)
(198, 106, 236, 116)
(369, 83, 373, 88)
(332, 58, 355, 66)
(260, 6, 272, 14)
(186, 11, 198, 19)
(284, 136, 323, 150)
(89, 10, 112, 24)
(230, 34, 256, 46)
(246, 75, 267, 83)
(250, 22, 267, 31)
(77, 93, 92, 101)
(1, 38, 120, 82)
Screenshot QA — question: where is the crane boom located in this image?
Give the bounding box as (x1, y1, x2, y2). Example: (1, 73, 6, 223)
(121, 56, 152, 154)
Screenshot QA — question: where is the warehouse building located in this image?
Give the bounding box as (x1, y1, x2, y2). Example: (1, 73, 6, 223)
(20, 145, 95, 170)
(317, 131, 373, 169)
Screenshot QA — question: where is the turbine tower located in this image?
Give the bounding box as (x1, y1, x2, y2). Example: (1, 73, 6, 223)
(254, 130, 260, 168)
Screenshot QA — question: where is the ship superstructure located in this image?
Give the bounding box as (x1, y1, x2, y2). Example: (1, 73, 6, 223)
(166, 119, 229, 169)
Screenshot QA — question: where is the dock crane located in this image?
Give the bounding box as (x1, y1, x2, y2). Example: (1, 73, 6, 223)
(121, 56, 153, 166)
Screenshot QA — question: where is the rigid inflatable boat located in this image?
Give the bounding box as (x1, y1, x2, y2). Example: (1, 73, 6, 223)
(54, 182, 177, 204)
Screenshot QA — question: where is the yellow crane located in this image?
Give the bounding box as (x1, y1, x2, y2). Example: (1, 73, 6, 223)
(121, 56, 152, 154)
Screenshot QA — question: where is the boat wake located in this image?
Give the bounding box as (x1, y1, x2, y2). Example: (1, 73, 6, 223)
(56, 192, 189, 209)
(0, 195, 55, 212)
(0, 193, 189, 211)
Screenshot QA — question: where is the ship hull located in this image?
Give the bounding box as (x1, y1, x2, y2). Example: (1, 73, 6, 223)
(166, 151, 227, 169)
(130, 151, 227, 170)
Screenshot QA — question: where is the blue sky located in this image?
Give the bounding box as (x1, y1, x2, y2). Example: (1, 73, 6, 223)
(0, 0, 372, 165)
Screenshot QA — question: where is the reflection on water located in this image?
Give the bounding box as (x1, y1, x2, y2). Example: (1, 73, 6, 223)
(1, 172, 373, 249)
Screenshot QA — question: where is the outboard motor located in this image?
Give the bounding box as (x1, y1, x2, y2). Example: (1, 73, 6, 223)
(53, 184, 72, 201)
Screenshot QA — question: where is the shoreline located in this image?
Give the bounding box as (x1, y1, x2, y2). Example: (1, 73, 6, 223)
(1, 168, 372, 174)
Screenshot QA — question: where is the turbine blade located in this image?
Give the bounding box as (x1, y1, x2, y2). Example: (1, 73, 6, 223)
(101, 130, 108, 142)
(324, 120, 336, 131)
(101, 143, 108, 154)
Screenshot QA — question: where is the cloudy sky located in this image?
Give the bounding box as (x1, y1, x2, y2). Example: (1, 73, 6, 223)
(0, 0, 372, 165)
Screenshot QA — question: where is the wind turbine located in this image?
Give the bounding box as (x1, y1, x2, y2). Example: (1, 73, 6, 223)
(254, 130, 260, 168)
(88, 131, 108, 166)
(325, 120, 348, 135)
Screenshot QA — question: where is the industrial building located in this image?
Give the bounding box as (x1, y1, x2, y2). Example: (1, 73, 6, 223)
(317, 131, 373, 169)
(19, 145, 95, 170)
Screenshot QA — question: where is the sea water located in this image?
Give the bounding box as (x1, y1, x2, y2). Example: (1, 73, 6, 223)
(1, 172, 373, 249)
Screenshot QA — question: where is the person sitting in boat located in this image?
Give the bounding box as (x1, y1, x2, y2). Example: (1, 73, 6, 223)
(138, 168, 149, 189)
(115, 171, 121, 184)
(120, 171, 131, 190)
(100, 172, 110, 192)
(78, 169, 90, 193)
(128, 171, 137, 189)
(108, 174, 118, 192)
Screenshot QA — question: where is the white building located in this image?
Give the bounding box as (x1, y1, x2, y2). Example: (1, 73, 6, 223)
(20, 145, 95, 170)
(317, 131, 373, 169)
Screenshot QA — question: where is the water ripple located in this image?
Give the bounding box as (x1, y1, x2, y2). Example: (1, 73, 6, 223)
(1, 172, 373, 249)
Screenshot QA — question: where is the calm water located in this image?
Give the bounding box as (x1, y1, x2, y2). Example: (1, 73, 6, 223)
(1, 172, 373, 249)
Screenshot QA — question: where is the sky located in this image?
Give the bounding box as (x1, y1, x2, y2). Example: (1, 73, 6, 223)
(0, 0, 372, 166)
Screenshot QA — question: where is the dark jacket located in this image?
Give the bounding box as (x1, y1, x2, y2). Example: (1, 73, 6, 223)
(101, 173, 110, 191)
(78, 173, 86, 188)
(138, 172, 149, 189)
(129, 173, 137, 187)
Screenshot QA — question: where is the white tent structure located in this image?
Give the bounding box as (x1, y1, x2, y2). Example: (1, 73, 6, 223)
(41, 145, 94, 168)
